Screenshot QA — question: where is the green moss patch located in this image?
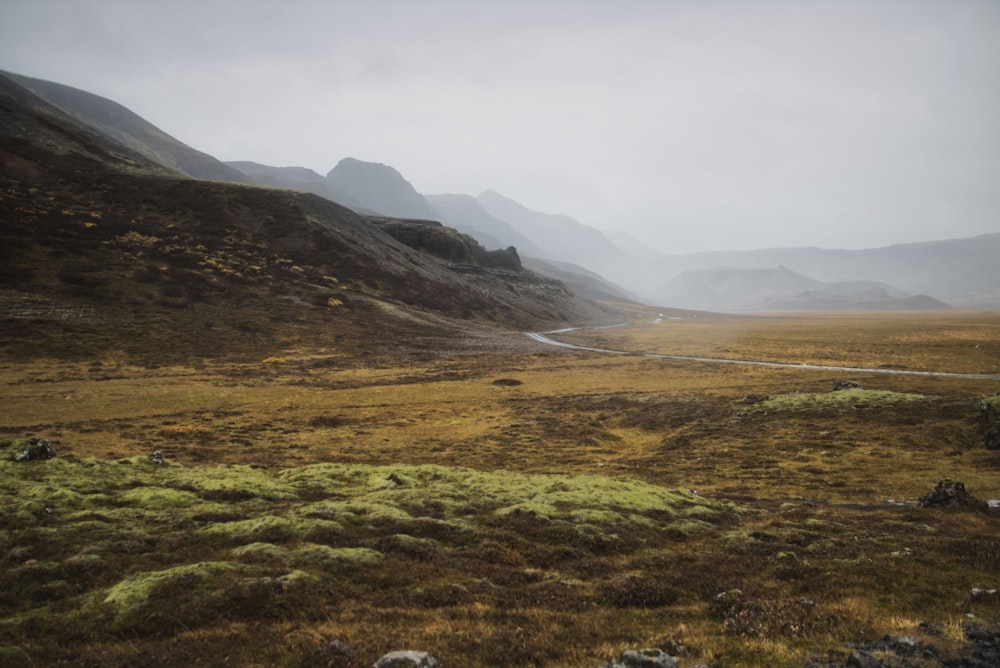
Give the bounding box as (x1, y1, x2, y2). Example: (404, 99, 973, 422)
(0, 454, 727, 653)
(199, 514, 306, 544)
(280, 463, 716, 527)
(119, 486, 202, 509)
(754, 388, 926, 412)
(290, 544, 383, 567)
(103, 561, 236, 615)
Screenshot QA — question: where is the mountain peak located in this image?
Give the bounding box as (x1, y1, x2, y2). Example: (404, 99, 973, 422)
(326, 157, 437, 220)
(330, 156, 401, 176)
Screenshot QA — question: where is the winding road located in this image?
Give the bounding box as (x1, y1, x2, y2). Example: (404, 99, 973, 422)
(525, 326, 1000, 381)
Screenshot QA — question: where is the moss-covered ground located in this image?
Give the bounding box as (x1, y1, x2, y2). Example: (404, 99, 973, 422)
(1, 311, 999, 666)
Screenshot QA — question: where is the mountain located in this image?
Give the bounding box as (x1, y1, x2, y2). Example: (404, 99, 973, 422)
(474, 189, 660, 294)
(325, 157, 438, 220)
(425, 193, 545, 255)
(655, 235, 1000, 309)
(224, 155, 998, 310)
(0, 72, 170, 178)
(226, 161, 330, 195)
(476, 189, 617, 265)
(0, 71, 618, 361)
(3, 71, 252, 184)
(522, 258, 641, 304)
(658, 265, 950, 312)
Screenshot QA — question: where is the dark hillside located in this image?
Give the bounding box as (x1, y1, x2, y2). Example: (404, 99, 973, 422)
(0, 72, 169, 176)
(0, 75, 615, 362)
(3, 71, 252, 183)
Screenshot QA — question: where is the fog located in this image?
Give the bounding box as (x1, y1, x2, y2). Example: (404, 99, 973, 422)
(2, 0, 998, 254)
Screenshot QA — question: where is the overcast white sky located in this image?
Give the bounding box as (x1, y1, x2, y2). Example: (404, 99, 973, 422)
(1, 0, 998, 254)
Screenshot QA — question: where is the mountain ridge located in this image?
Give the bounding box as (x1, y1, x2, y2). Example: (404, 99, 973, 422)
(3, 70, 252, 184)
(658, 265, 951, 312)
(9, 69, 991, 311)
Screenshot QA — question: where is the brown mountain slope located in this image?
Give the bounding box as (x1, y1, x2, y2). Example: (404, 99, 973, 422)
(0, 74, 616, 362)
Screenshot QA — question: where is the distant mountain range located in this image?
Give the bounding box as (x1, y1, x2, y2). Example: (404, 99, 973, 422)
(7, 69, 995, 313)
(224, 156, 998, 310)
(659, 265, 951, 312)
(228, 153, 999, 310)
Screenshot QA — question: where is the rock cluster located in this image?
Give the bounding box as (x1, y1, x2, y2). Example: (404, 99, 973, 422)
(833, 379, 862, 390)
(11, 437, 55, 462)
(805, 623, 1000, 668)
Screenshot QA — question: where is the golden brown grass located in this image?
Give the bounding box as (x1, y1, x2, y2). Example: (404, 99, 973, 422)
(558, 311, 1000, 375)
(1, 311, 998, 666)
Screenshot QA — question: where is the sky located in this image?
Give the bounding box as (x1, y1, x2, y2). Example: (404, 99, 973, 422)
(1, 0, 998, 255)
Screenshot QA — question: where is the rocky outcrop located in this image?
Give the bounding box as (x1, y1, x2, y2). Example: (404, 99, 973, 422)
(917, 480, 986, 510)
(600, 648, 679, 668)
(812, 623, 1000, 668)
(369, 217, 521, 270)
(373, 650, 439, 668)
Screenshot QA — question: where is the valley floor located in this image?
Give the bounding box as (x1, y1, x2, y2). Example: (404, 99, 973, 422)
(2, 311, 999, 667)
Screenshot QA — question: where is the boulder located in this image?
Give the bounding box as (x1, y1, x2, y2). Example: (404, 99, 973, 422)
(12, 437, 55, 462)
(984, 421, 1000, 450)
(918, 480, 986, 510)
(833, 379, 861, 390)
(373, 650, 439, 668)
(600, 648, 679, 668)
(845, 650, 881, 668)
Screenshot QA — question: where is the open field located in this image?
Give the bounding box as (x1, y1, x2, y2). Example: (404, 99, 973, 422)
(2, 311, 999, 666)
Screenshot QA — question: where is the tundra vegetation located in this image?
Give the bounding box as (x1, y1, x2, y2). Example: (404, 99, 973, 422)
(1, 311, 999, 667)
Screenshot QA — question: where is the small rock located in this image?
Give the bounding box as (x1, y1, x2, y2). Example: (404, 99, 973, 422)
(148, 450, 166, 466)
(601, 648, 679, 668)
(833, 379, 861, 390)
(970, 587, 998, 603)
(984, 420, 1000, 450)
(314, 638, 355, 663)
(846, 650, 880, 668)
(373, 650, 439, 668)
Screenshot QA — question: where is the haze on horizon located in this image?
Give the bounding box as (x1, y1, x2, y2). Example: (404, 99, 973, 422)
(1, 0, 998, 255)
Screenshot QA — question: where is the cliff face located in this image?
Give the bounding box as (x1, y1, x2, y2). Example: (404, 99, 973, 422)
(367, 217, 521, 270)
